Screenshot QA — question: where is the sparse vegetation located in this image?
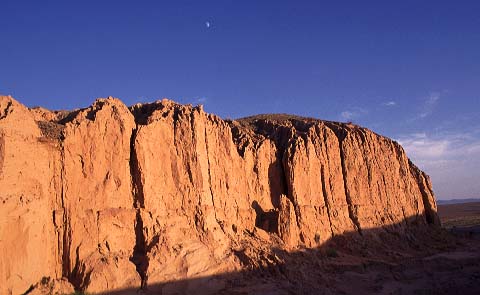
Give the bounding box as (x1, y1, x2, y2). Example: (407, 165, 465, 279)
(442, 216, 480, 229)
(36, 121, 64, 141)
(236, 113, 321, 129)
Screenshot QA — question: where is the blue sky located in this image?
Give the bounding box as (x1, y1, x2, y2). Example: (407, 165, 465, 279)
(1, 1, 479, 199)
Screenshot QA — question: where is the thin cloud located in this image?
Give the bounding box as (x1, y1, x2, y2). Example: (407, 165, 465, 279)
(340, 107, 367, 121)
(382, 101, 397, 107)
(418, 92, 440, 118)
(398, 131, 480, 160)
(193, 96, 208, 104)
(340, 111, 354, 120)
(397, 133, 449, 159)
(397, 131, 480, 198)
(184, 96, 208, 105)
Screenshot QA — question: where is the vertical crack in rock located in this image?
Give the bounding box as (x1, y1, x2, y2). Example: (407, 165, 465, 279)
(409, 160, 440, 226)
(129, 126, 148, 289)
(204, 125, 225, 233)
(189, 110, 207, 233)
(188, 111, 197, 185)
(273, 129, 303, 236)
(227, 118, 302, 236)
(339, 141, 362, 235)
(58, 134, 74, 285)
(313, 126, 335, 239)
(269, 148, 290, 234)
(281, 146, 302, 241)
(320, 165, 335, 237)
(70, 245, 90, 290)
(130, 127, 145, 208)
(327, 125, 363, 236)
(274, 147, 289, 205)
(132, 211, 148, 289)
(0, 135, 5, 176)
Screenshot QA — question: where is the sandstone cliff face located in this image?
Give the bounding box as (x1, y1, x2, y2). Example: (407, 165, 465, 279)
(60, 99, 140, 292)
(0, 96, 439, 294)
(0, 97, 62, 295)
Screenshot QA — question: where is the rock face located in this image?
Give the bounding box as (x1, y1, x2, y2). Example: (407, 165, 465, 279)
(0, 96, 440, 294)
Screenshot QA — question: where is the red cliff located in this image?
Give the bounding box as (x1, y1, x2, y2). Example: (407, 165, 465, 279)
(0, 96, 440, 294)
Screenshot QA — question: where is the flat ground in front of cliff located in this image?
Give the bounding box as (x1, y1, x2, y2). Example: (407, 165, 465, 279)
(330, 240, 480, 294)
(323, 204, 480, 295)
(127, 227, 480, 295)
(230, 236, 480, 294)
(438, 201, 480, 229)
(328, 205, 480, 294)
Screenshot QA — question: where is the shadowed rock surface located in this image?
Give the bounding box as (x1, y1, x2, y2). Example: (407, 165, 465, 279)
(0, 96, 444, 294)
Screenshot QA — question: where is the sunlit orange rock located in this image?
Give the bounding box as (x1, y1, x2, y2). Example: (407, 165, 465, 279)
(0, 96, 439, 294)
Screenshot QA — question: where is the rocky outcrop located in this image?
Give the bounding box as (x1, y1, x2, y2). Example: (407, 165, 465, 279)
(0, 96, 440, 294)
(60, 99, 140, 292)
(0, 97, 61, 295)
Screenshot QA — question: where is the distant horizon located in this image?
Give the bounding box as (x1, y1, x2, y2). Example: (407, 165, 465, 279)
(437, 197, 480, 203)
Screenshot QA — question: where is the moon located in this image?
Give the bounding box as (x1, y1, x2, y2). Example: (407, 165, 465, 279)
(206, 21, 211, 28)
